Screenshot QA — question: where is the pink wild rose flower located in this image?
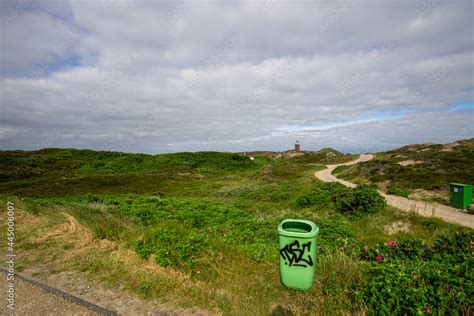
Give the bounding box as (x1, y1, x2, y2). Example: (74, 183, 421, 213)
(375, 255, 382, 262)
(387, 241, 397, 247)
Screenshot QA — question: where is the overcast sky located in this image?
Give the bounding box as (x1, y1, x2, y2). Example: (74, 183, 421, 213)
(1, 0, 473, 154)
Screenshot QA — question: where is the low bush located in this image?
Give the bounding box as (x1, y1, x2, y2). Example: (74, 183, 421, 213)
(292, 187, 332, 208)
(104, 195, 279, 269)
(132, 227, 206, 270)
(293, 183, 386, 217)
(333, 165, 357, 180)
(334, 184, 386, 217)
(292, 182, 348, 208)
(387, 185, 410, 197)
(352, 229, 474, 314)
(313, 214, 355, 251)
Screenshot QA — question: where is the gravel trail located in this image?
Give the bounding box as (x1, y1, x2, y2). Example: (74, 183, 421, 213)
(315, 154, 474, 229)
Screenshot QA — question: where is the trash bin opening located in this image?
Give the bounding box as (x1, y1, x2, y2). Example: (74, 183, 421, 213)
(282, 221, 312, 233)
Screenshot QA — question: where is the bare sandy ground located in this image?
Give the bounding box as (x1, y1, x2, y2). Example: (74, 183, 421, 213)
(18, 266, 207, 316)
(315, 154, 474, 229)
(0, 269, 105, 316)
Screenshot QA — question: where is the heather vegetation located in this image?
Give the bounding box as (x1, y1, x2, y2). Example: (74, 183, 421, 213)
(334, 139, 474, 201)
(0, 147, 472, 315)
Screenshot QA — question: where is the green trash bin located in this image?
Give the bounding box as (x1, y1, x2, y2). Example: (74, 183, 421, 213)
(278, 219, 319, 291)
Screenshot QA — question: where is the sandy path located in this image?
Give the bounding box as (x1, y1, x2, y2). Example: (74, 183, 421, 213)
(17, 267, 206, 316)
(315, 155, 474, 229)
(314, 154, 374, 188)
(0, 269, 112, 316)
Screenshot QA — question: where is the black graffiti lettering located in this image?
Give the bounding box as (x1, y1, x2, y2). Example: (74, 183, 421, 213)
(280, 240, 313, 268)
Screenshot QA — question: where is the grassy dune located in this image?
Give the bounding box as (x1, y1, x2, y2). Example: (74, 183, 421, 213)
(0, 148, 472, 314)
(334, 138, 474, 202)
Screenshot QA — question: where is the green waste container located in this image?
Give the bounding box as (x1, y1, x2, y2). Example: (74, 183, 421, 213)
(278, 219, 319, 291)
(449, 183, 473, 209)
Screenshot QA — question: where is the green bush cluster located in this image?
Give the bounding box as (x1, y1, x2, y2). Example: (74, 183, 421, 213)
(0, 149, 259, 181)
(387, 185, 410, 197)
(292, 187, 330, 208)
(332, 165, 357, 180)
(293, 183, 386, 217)
(313, 214, 355, 251)
(352, 229, 474, 314)
(132, 228, 206, 269)
(76, 150, 260, 174)
(154, 152, 259, 172)
(101, 195, 279, 270)
(45, 193, 364, 270)
(292, 182, 347, 208)
(0, 149, 266, 197)
(334, 184, 386, 217)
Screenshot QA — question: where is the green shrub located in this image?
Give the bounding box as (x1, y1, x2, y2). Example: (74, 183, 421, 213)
(78, 151, 259, 174)
(387, 185, 410, 197)
(293, 188, 331, 208)
(368, 174, 384, 182)
(293, 183, 385, 217)
(132, 239, 155, 259)
(292, 182, 348, 208)
(334, 184, 386, 217)
(102, 195, 280, 269)
(333, 165, 357, 181)
(419, 218, 443, 231)
(314, 214, 355, 251)
(154, 229, 205, 269)
(132, 227, 206, 270)
(353, 229, 474, 314)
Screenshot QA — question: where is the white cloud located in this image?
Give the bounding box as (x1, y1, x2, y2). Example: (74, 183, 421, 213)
(1, 0, 473, 153)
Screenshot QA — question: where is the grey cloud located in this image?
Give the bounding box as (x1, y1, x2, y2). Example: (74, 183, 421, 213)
(0, 0, 473, 153)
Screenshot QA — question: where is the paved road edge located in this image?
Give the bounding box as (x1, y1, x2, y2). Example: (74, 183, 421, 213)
(0, 267, 118, 316)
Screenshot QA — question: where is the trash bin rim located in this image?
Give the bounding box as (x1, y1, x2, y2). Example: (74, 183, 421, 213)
(278, 219, 319, 238)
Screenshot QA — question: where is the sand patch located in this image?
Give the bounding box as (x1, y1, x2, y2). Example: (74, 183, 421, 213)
(398, 160, 424, 166)
(441, 142, 461, 152)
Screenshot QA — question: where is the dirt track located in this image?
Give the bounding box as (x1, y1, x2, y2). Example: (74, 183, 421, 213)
(315, 155, 474, 229)
(1, 267, 209, 316)
(13, 267, 206, 316)
(0, 269, 111, 316)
